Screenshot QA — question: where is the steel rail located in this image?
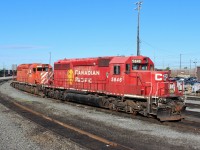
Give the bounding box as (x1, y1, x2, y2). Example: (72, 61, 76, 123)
(10, 100, 133, 150)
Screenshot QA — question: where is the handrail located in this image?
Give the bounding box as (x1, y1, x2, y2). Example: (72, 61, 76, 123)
(129, 72, 146, 86)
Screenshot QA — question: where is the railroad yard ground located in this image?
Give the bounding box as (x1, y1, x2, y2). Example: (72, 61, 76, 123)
(0, 81, 200, 150)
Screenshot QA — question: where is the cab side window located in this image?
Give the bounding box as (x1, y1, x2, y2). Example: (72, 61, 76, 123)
(150, 65, 154, 70)
(126, 64, 130, 73)
(114, 65, 120, 75)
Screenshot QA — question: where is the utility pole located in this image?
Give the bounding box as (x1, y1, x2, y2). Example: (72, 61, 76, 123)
(193, 60, 197, 69)
(193, 60, 197, 77)
(135, 1, 142, 56)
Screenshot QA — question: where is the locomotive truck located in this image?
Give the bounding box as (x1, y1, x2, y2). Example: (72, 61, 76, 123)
(11, 55, 186, 121)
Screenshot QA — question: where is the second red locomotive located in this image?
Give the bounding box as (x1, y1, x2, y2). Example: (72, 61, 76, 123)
(11, 55, 186, 121)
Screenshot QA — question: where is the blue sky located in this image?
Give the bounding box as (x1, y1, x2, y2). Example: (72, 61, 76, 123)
(0, 0, 199, 69)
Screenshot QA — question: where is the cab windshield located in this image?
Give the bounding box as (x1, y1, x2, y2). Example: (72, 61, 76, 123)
(132, 64, 140, 70)
(141, 65, 147, 70)
(37, 67, 49, 72)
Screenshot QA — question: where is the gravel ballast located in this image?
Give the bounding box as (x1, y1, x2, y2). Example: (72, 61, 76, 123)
(0, 103, 85, 150)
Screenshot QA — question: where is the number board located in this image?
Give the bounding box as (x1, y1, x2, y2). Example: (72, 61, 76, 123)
(132, 59, 142, 63)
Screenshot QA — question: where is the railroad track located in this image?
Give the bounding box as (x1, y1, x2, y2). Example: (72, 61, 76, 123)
(3, 88, 200, 134)
(47, 96, 200, 133)
(2, 80, 200, 133)
(0, 94, 199, 150)
(0, 96, 133, 150)
(64, 101, 200, 132)
(0, 77, 13, 85)
(0, 80, 9, 86)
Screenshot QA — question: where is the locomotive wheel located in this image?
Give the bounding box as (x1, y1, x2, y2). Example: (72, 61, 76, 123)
(108, 103, 116, 111)
(131, 110, 137, 116)
(30, 87, 35, 94)
(54, 90, 59, 99)
(34, 87, 39, 95)
(59, 91, 64, 100)
(27, 86, 31, 93)
(102, 100, 110, 108)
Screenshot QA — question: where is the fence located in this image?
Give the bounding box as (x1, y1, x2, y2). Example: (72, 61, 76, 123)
(170, 68, 196, 78)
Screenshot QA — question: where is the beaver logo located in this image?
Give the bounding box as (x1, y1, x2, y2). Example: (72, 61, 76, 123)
(67, 69, 74, 85)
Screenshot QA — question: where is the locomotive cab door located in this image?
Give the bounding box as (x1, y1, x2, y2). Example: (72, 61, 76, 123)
(27, 66, 36, 84)
(108, 63, 125, 95)
(31, 67, 37, 84)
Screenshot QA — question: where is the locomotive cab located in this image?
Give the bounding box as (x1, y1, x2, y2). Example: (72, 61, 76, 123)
(109, 56, 155, 97)
(16, 63, 53, 85)
(109, 56, 185, 121)
(28, 64, 53, 84)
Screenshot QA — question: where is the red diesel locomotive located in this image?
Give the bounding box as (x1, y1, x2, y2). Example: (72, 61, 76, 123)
(11, 55, 186, 121)
(12, 63, 53, 95)
(16, 63, 53, 84)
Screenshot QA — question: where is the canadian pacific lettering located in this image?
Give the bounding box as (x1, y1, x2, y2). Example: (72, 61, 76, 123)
(75, 77, 92, 83)
(75, 70, 100, 76)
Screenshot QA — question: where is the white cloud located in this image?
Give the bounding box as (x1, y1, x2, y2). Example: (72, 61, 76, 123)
(0, 45, 50, 50)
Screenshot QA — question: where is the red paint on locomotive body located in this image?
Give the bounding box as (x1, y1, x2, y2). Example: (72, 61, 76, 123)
(12, 55, 185, 121)
(53, 56, 181, 98)
(16, 63, 53, 85)
(54, 57, 113, 91)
